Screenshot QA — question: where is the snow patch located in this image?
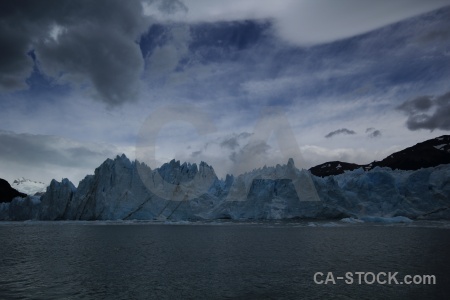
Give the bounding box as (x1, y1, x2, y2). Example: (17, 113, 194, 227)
(433, 144, 447, 150)
(11, 177, 47, 195)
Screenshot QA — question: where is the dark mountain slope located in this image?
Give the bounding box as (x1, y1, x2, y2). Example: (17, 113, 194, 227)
(310, 135, 450, 177)
(0, 178, 27, 203)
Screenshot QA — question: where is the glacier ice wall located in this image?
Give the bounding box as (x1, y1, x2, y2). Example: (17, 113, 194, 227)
(1, 155, 449, 221)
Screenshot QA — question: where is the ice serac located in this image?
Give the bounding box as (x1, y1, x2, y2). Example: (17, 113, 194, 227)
(10, 196, 42, 220)
(57, 155, 220, 221)
(64, 154, 151, 220)
(213, 159, 344, 220)
(313, 165, 450, 220)
(39, 178, 76, 220)
(0, 196, 41, 221)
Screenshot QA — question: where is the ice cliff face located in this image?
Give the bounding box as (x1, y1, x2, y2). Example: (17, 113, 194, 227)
(314, 165, 450, 220)
(0, 196, 41, 221)
(39, 178, 76, 220)
(1, 155, 449, 221)
(37, 155, 222, 221)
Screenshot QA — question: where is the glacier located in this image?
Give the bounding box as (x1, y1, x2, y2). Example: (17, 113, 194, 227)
(0, 154, 449, 221)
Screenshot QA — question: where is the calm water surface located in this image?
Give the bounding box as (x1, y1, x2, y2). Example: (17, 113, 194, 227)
(0, 221, 449, 299)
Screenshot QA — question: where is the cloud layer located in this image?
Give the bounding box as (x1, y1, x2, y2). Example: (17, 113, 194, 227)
(1, 2, 450, 183)
(152, 0, 450, 45)
(2, 0, 449, 106)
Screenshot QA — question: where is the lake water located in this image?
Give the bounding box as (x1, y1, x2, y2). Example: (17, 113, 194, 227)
(0, 221, 449, 299)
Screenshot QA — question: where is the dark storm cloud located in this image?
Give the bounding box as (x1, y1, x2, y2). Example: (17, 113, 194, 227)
(229, 140, 270, 163)
(155, 0, 188, 15)
(0, 0, 164, 105)
(219, 132, 253, 150)
(417, 28, 450, 44)
(397, 92, 450, 131)
(191, 150, 202, 157)
(220, 137, 239, 150)
(368, 130, 381, 138)
(396, 96, 433, 114)
(0, 130, 117, 168)
(325, 128, 356, 138)
(366, 127, 381, 138)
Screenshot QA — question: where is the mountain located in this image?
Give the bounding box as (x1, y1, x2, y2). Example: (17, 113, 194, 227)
(11, 177, 47, 196)
(374, 135, 450, 170)
(0, 178, 27, 203)
(309, 161, 361, 177)
(310, 135, 450, 177)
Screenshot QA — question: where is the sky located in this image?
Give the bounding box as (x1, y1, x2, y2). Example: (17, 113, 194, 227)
(1, 0, 450, 185)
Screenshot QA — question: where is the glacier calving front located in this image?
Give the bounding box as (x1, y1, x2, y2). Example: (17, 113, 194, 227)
(1, 155, 449, 221)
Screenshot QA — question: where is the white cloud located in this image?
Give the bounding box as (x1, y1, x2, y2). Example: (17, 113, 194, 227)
(272, 0, 450, 45)
(147, 0, 450, 45)
(241, 77, 301, 99)
(48, 24, 66, 42)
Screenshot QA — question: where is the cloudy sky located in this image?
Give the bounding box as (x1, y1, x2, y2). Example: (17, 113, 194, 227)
(1, 0, 450, 185)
